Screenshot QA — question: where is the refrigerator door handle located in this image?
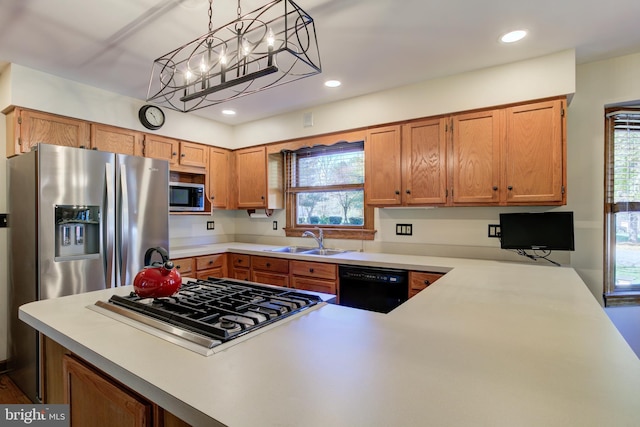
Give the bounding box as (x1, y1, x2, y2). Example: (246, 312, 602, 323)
(119, 163, 130, 288)
(105, 163, 116, 288)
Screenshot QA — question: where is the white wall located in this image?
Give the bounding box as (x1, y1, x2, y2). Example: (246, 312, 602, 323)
(4, 64, 235, 149)
(564, 52, 640, 303)
(233, 50, 576, 147)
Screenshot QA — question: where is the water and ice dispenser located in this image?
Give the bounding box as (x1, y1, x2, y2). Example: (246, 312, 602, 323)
(55, 205, 100, 259)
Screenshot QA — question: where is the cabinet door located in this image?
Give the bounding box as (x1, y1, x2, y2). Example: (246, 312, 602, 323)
(19, 109, 90, 153)
(402, 118, 448, 205)
(208, 147, 230, 208)
(451, 110, 502, 204)
(504, 99, 565, 204)
(292, 276, 336, 295)
(252, 270, 289, 287)
(91, 124, 142, 156)
(179, 141, 208, 168)
(235, 146, 267, 208)
(365, 125, 402, 206)
(144, 134, 179, 165)
(63, 355, 152, 427)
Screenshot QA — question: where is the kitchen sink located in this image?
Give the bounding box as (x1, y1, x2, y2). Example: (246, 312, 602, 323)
(265, 246, 316, 253)
(264, 247, 350, 256)
(302, 248, 350, 256)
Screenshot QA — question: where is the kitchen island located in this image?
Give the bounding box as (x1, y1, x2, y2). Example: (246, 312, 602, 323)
(19, 245, 640, 426)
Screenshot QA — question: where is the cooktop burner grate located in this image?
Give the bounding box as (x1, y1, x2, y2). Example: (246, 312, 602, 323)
(101, 278, 323, 344)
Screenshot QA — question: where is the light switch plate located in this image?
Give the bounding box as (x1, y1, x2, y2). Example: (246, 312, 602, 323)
(396, 224, 413, 236)
(207, 221, 215, 230)
(488, 224, 501, 238)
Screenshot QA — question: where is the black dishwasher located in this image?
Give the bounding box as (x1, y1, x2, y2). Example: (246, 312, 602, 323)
(338, 265, 408, 313)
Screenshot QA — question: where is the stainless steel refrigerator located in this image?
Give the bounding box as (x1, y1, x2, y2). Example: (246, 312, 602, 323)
(7, 143, 169, 403)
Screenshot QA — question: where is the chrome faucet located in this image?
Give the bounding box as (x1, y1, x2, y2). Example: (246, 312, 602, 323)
(302, 228, 324, 249)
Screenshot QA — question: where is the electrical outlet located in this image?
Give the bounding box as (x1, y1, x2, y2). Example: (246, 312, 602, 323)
(395, 224, 413, 236)
(488, 224, 501, 238)
(206, 221, 215, 230)
(272, 221, 278, 230)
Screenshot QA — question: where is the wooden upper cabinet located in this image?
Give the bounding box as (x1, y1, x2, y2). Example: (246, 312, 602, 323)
(503, 99, 565, 204)
(91, 124, 143, 156)
(365, 125, 403, 206)
(402, 118, 448, 205)
(235, 146, 267, 209)
(179, 141, 208, 168)
(450, 109, 502, 205)
(143, 134, 179, 165)
(208, 147, 230, 209)
(11, 109, 90, 155)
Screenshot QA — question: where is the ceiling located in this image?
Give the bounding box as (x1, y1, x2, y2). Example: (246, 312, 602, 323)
(2, 0, 640, 125)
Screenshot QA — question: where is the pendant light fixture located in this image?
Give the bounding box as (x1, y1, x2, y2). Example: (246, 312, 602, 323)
(146, 0, 322, 112)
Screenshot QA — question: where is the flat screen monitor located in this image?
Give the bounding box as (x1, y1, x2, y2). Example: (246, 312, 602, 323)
(499, 212, 575, 251)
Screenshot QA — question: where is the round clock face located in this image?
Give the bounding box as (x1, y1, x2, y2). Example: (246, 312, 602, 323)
(139, 105, 165, 130)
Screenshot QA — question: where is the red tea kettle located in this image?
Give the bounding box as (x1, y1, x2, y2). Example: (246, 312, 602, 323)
(133, 247, 182, 298)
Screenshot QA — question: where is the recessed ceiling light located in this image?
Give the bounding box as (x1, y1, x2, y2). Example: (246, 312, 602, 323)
(324, 80, 341, 88)
(500, 30, 527, 43)
(222, 109, 236, 116)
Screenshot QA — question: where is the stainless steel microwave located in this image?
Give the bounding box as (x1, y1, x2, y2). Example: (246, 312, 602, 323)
(169, 182, 205, 212)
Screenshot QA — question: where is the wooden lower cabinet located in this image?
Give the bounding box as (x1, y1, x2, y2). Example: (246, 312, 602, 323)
(195, 253, 226, 279)
(251, 256, 289, 287)
(43, 336, 190, 427)
(409, 271, 443, 298)
(63, 355, 153, 427)
(172, 257, 195, 277)
(290, 261, 337, 295)
(229, 253, 251, 280)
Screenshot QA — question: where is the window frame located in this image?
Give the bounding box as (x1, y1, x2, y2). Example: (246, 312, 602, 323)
(604, 107, 640, 305)
(282, 139, 375, 240)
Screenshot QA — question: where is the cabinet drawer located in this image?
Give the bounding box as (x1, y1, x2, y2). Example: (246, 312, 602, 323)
(196, 268, 224, 280)
(196, 254, 225, 271)
(252, 271, 289, 288)
(291, 261, 336, 280)
(172, 257, 194, 275)
(230, 254, 251, 269)
(251, 256, 289, 274)
(291, 276, 336, 295)
(230, 268, 250, 281)
(409, 272, 443, 292)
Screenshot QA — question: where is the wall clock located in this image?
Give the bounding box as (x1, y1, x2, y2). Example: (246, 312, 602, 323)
(138, 105, 165, 130)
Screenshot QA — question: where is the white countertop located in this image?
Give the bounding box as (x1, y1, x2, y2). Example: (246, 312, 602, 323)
(19, 244, 640, 427)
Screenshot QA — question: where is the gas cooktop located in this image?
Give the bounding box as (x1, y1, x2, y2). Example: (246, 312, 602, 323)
(93, 278, 326, 355)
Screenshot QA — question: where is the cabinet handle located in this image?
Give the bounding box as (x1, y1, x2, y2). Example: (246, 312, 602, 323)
(406, 189, 411, 194)
(395, 190, 400, 195)
(507, 185, 513, 191)
(79, 145, 86, 149)
(238, 259, 243, 263)
(266, 263, 271, 267)
(309, 268, 314, 273)
(261, 196, 265, 199)
(208, 260, 213, 265)
(492, 186, 498, 191)
(176, 265, 181, 270)
(211, 195, 215, 199)
(172, 152, 177, 156)
(424, 279, 431, 285)
(181, 153, 186, 157)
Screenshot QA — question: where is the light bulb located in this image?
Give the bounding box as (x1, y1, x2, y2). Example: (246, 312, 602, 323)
(185, 70, 193, 82)
(242, 38, 251, 56)
(267, 28, 275, 48)
(220, 48, 227, 65)
(199, 57, 207, 73)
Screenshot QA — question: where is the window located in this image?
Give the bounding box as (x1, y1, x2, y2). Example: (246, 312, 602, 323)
(284, 141, 374, 239)
(605, 109, 640, 304)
